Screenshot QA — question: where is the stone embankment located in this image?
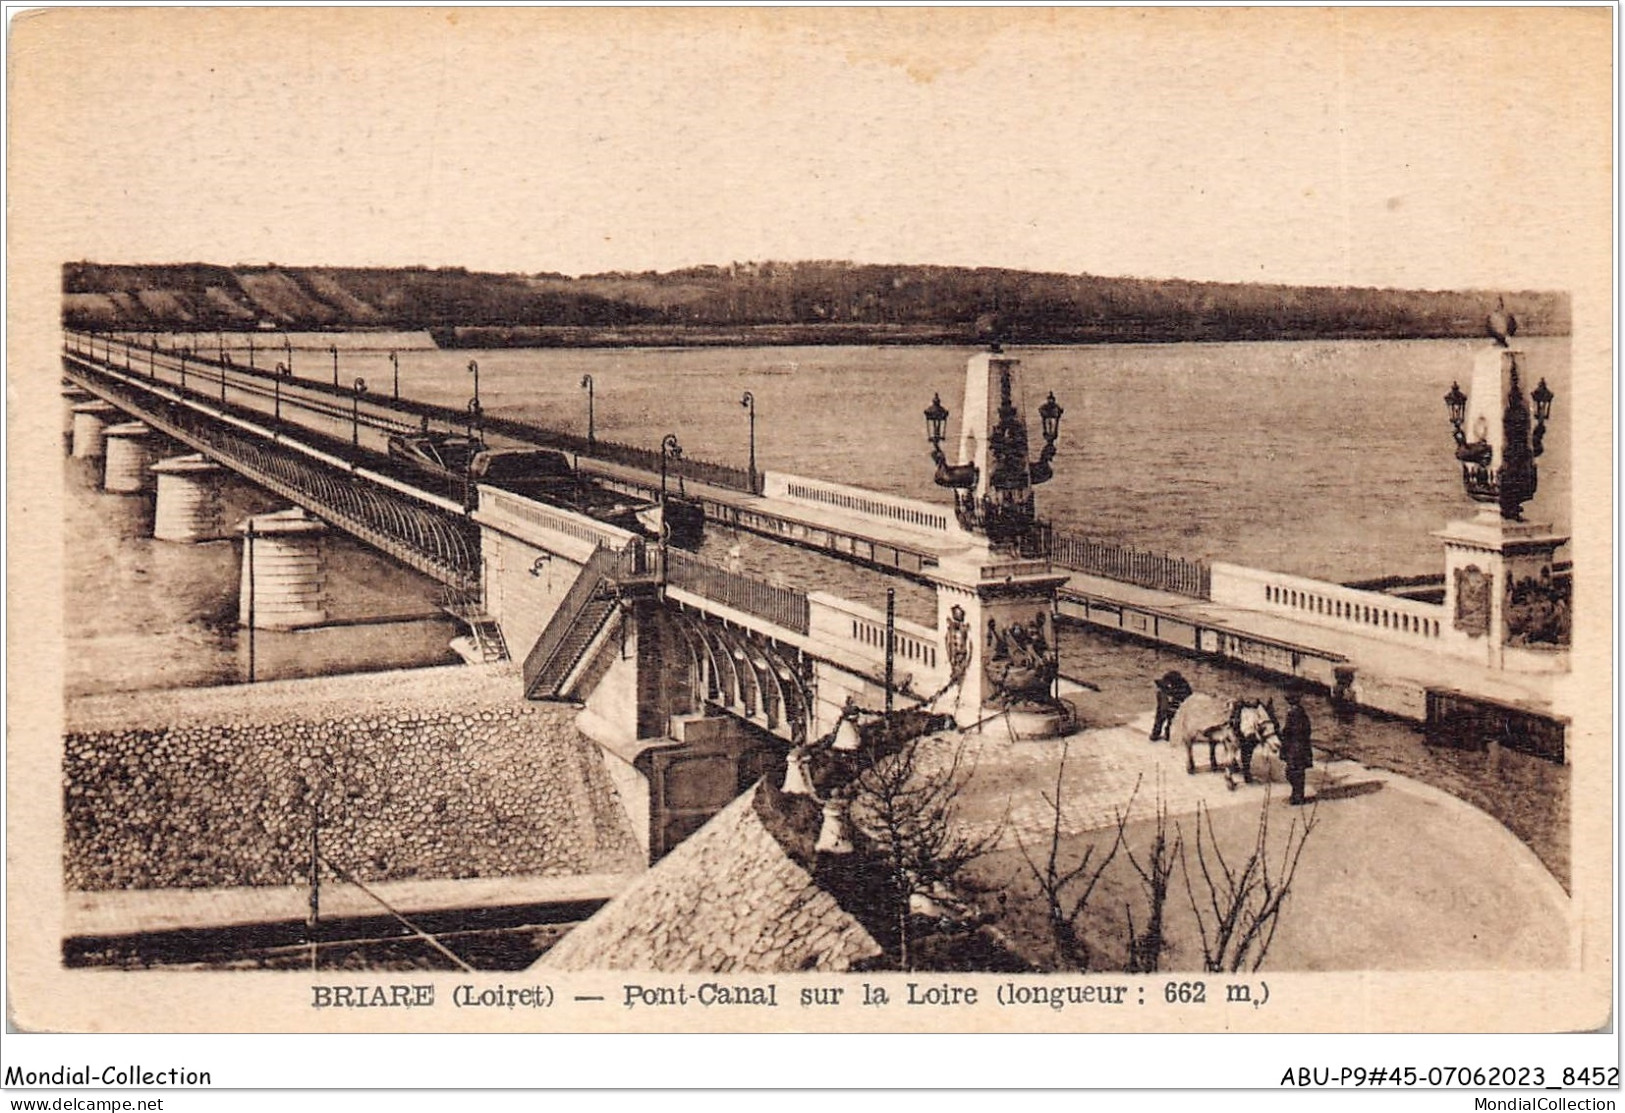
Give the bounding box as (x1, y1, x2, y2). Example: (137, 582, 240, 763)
(65, 666, 641, 891)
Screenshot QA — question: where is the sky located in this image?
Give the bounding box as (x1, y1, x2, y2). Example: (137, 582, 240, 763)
(9, 6, 1614, 290)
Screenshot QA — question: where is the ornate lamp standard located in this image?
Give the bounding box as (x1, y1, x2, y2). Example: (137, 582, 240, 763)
(217, 332, 227, 366)
(740, 390, 757, 491)
(388, 351, 400, 400)
(246, 334, 256, 372)
(467, 360, 480, 411)
(351, 378, 368, 446)
(148, 337, 157, 379)
(581, 374, 595, 447)
(283, 336, 294, 378)
(329, 344, 340, 388)
(923, 371, 1063, 550)
(1443, 366, 1554, 522)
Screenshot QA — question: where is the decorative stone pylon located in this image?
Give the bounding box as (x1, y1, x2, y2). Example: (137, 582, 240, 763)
(239, 508, 328, 630)
(1437, 342, 1568, 670)
(150, 454, 225, 542)
(70, 401, 118, 459)
(923, 347, 1072, 739)
(101, 422, 156, 494)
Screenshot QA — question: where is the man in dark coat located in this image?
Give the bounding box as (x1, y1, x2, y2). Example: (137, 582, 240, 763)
(1150, 670, 1192, 741)
(1280, 689, 1315, 805)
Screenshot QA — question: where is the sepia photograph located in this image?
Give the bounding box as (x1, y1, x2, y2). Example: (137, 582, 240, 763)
(3, 2, 1615, 1096)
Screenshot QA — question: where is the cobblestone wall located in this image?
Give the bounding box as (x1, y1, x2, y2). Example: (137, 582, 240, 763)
(64, 668, 641, 891)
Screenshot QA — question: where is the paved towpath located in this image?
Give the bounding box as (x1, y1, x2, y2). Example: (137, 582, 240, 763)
(950, 711, 1572, 970)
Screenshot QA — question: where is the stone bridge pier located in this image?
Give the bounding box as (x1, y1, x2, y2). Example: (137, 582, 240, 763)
(70, 400, 118, 459)
(102, 422, 158, 494)
(150, 455, 225, 542)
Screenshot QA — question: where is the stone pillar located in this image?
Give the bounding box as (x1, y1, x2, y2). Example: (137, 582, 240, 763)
(70, 401, 118, 459)
(101, 422, 157, 494)
(150, 455, 225, 542)
(1436, 343, 1569, 672)
(929, 546, 1072, 739)
(239, 508, 328, 630)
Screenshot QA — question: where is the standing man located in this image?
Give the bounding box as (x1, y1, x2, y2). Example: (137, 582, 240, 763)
(1150, 670, 1192, 741)
(1280, 689, 1315, 805)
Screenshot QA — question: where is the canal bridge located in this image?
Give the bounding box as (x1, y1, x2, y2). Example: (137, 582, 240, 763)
(62, 332, 986, 858)
(61, 329, 1571, 859)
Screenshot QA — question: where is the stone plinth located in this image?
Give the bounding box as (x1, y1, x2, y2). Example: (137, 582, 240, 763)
(928, 545, 1074, 739)
(239, 509, 328, 630)
(1435, 513, 1569, 671)
(151, 455, 225, 542)
(101, 422, 156, 494)
(70, 401, 118, 459)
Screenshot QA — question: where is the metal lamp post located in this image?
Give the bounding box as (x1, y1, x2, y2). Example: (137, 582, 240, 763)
(659, 434, 682, 567)
(463, 398, 484, 511)
(660, 434, 682, 505)
(581, 374, 595, 447)
(274, 363, 291, 425)
(179, 349, 189, 392)
(740, 391, 756, 491)
(283, 336, 294, 377)
(148, 337, 157, 379)
(389, 351, 400, 400)
(246, 335, 256, 372)
(351, 378, 368, 446)
(217, 332, 226, 366)
(329, 344, 340, 388)
(468, 360, 480, 411)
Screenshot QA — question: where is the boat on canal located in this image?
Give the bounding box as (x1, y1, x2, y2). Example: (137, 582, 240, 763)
(387, 432, 705, 548)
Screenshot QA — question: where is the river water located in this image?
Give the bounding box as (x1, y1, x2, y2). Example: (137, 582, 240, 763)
(67, 334, 1571, 884)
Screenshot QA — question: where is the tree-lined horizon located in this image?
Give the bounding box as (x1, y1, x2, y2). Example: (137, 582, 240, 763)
(63, 260, 1569, 348)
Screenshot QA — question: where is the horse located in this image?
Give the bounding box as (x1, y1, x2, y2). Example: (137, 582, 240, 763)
(1169, 693, 1280, 790)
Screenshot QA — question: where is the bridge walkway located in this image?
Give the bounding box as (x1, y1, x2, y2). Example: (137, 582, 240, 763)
(1057, 570, 1560, 719)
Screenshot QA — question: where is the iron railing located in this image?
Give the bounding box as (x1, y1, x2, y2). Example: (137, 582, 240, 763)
(663, 549, 811, 634)
(1046, 529, 1211, 599)
(521, 546, 627, 696)
(65, 360, 482, 588)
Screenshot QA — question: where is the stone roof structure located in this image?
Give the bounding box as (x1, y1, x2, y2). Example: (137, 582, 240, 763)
(535, 782, 884, 973)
